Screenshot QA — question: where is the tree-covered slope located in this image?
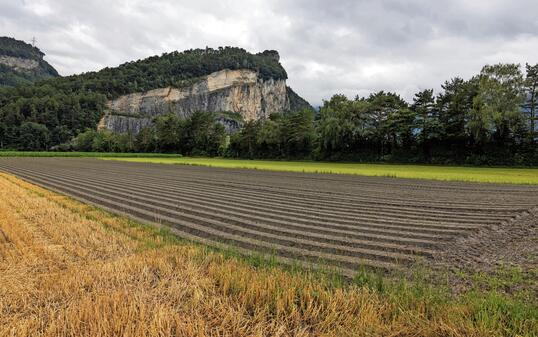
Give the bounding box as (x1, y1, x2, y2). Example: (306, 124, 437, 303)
(0, 37, 59, 87)
(0, 47, 308, 150)
(39, 47, 288, 100)
(287, 86, 313, 112)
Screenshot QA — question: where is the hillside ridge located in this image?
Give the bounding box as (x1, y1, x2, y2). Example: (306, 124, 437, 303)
(0, 36, 59, 86)
(0, 46, 311, 149)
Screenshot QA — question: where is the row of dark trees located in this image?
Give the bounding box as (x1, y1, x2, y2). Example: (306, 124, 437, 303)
(230, 63, 538, 165)
(68, 112, 227, 156)
(0, 88, 106, 149)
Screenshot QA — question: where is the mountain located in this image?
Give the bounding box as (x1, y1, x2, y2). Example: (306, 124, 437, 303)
(100, 67, 308, 133)
(0, 37, 59, 86)
(85, 48, 311, 133)
(0, 47, 311, 150)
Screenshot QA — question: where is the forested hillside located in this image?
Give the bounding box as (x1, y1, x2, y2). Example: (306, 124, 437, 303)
(69, 63, 536, 165)
(0, 40, 536, 165)
(0, 37, 59, 87)
(0, 47, 295, 150)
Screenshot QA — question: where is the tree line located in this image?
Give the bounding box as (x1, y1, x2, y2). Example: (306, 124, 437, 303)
(2, 61, 538, 165)
(0, 47, 287, 149)
(0, 36, 45, 60)
(65, 111, 227, 156)
(231, 63, 537, 165)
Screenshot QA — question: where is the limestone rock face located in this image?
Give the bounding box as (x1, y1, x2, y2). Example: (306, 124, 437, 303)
(97, 115, 153, 134)
(99, 69, 293, 134)
(0, 56, 39, 71)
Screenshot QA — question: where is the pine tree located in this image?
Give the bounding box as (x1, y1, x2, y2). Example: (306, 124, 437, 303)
(524, 63, 538, 141)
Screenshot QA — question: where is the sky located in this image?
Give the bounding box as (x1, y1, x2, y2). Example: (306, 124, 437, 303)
(1, 0, 538, 106)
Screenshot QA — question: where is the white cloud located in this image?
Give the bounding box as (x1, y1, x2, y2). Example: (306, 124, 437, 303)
(1, 0, 538, 105)
(22, 0, 53, 17)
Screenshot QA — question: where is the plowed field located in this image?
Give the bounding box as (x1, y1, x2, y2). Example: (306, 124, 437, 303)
(1, 157, 536, 276)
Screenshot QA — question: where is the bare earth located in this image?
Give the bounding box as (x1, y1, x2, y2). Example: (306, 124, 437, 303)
(0, 157, 536, 276)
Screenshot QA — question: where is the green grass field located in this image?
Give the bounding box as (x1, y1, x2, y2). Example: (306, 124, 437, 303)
(102, 157, 538, 185)
(0, 151, 181, 158)
(1, 152, 536, 184)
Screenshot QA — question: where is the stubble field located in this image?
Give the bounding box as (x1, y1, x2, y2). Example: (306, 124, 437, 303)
(1, 157, 537, 336)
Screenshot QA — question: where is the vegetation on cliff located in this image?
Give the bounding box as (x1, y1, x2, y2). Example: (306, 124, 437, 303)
(50, 47, 288, 99)
(0, 47, 298, 150)
(0, 36, 59, 87)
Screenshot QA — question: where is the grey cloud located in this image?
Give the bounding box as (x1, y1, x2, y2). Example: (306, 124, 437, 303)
(1, 0, 538, 105)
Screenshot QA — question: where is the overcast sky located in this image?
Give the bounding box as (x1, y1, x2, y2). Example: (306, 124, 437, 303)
(2, 0, 538, 105)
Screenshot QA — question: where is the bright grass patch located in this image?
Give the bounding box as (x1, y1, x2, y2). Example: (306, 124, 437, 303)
(104, 157, 538, 185)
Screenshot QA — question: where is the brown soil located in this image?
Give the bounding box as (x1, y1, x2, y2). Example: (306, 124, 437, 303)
(0, 157, 536, 276)
(432, 207, 538, 273)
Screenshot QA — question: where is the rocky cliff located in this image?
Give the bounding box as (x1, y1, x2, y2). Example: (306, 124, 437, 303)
(99, 69, 309, 133)
(0, 55, 40, 71)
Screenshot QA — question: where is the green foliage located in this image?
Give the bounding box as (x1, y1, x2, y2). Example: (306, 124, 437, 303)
(314, 92, 412, 161)
(1, 49, 537, 165)
(412, 89, 442, 159)
(155, 114, 185, 152)
(524, 63, 538, 140)
(225, 64, 536, 165)
(281, 108, 315, 157)
(436, 77, 478, 158)
(228, 121, 261, 159)
(256, 118, 282, 157)
(228, 109, 314, 159)
(182, 111, 226, 156)
(0, 46, 286, 151)
(44, 47, 286, 100)
(287, 86, 313, 112)
(135, 127, 158, 153)
(17, 122, 50, 150)
(68, 112, 226, 156)
(0, 36, 46, 59)
(152, 111, 227, 155)
(316, 94, 368, 158)
(470, 64, 525, 143)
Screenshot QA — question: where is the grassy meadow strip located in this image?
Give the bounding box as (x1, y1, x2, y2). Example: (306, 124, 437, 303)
(0, 173, 536, 336)
(0, 151, 182, 158)
(2, 151, 537, 184)
(104, 157, 538, 184)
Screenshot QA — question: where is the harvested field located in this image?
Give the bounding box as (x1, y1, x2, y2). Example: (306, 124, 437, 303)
(0, 157, 537, 275)
(3, 171, 537, 336)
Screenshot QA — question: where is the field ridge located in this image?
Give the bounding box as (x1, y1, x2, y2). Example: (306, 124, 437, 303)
(1, 157, 536, 275)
